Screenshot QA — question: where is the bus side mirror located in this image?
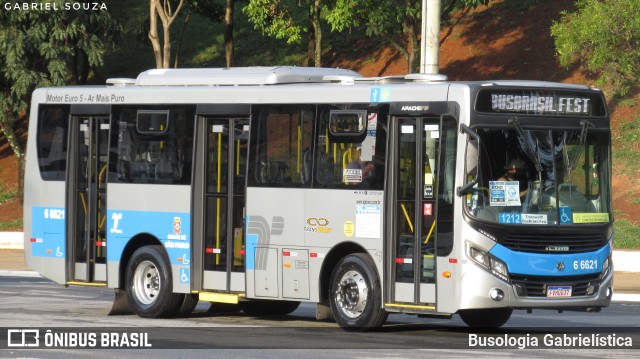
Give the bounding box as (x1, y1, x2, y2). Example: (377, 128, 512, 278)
(457, 125, 480, 196)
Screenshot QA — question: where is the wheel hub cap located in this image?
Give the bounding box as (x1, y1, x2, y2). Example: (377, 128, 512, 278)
(132, 260, 160, 305)
(335, 270, 368, 318)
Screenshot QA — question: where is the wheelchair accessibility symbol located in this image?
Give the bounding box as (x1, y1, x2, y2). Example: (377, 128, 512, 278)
(560, 207, 572, 224)
(180, 268, 190, 284)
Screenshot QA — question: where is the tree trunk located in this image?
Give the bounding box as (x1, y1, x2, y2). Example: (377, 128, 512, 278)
(305, 9, 313, 67)
(173, 9, 192, 68)
(224, 0, 235, 67)
(0, 118, 25, 197)
(403, 0, 418, 73)
(162, 20, 171, 68)
(406, 26, 417, 73)
(150, 0, 185, 69)
(149, 0, 163, 68)
(312, 0, 322, 67)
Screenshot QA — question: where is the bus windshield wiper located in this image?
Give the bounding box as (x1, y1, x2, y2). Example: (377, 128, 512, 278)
(508, 117, 543, 182)
(565, 120, 594, 191)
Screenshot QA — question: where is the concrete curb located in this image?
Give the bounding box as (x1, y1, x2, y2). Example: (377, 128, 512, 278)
(0, 270, 41, 278)
(0, 231, 24, 249)
(612, 251, 638, 272)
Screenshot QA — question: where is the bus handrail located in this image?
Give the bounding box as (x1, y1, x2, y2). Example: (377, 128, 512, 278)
(457, 124, 481, 196)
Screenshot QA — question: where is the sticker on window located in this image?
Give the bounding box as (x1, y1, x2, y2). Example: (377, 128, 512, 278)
(343, 168, 362, 183)
(573, 213, 609, 223)
(521, 213, 547, 225)
(489, 181, 521, 206)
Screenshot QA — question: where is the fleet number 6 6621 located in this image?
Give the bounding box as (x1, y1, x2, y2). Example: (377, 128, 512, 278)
(573, 259, 598, 270)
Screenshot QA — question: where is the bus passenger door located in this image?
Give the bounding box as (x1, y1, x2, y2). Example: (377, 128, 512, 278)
(67, 116, 110, 283)
(201, 118, 249, 292)
(389, 117, 441, 306)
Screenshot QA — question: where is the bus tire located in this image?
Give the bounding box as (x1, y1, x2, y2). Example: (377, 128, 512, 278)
(173, 293, 199, 317)
(125, 245, 182, 318)
(458, 308, 513, 328)
(240, 299, 300, 316)
(329, 253, 386, 331)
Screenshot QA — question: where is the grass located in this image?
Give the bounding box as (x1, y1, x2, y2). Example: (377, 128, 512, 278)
(0, 180, 20, 230)
(0, 180, 17, 206)
(0, 219, 22, 231)
(614, 219, 640, 249)
(612, 116, 640, 176)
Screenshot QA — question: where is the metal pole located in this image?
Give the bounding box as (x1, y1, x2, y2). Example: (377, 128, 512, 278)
(420, 0, 427, 73)
(422, 0, 441, 74)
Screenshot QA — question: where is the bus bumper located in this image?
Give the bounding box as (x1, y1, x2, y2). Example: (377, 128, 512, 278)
(459, 265, 613, 311)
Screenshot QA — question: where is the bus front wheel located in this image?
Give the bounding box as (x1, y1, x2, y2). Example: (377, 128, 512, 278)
(125, 245, 182, 318)
(458, 308, 513, 328)
(329, 253, 386, 331)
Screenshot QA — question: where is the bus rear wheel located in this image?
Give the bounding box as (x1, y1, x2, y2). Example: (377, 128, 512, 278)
(125, 245, 182, 318)
(458, 308, 513, 328)
(329, 253, 386, 331)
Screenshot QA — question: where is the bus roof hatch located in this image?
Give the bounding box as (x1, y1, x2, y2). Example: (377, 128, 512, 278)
(132, 67, 362, 86)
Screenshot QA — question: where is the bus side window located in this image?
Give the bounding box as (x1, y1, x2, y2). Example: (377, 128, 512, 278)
(249, 105, 314, 188)
(37, 106, 70, 181)
(110, 106, 194, 185)
(313, 106, 386, 190)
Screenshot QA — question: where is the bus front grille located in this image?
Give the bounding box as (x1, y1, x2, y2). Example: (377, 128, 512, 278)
(501, 233, 606, 253)
(510, 273, 601, 297)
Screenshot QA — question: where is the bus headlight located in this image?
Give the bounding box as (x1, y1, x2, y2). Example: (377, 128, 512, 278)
(467, 245, 510, 282)
(490, 257, 509, 282)
(469, 246, 489, 268)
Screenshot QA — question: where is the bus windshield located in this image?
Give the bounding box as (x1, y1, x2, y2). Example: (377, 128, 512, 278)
(466, 125, 611, 225)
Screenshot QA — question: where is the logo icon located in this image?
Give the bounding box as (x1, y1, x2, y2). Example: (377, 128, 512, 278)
(7, 329, 40, 347)
(110, 212, 123, 234)
(306, 218, 329, 227)
(180, 268, 190, 284)
(557, 261, 565, 271)
(173, 217, 181, 235)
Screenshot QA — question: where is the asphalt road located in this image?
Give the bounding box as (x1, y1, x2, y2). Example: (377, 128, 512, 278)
(0, 276, 639, 358)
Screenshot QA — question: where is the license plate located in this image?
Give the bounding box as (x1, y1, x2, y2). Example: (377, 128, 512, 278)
(547, 286, 572, 298)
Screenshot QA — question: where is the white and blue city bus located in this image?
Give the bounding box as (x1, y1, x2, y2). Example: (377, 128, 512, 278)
(23, 67, 613, 330)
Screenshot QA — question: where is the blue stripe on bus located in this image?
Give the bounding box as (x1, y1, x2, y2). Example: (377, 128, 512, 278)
(106, 209, 190, 266)
(489, 242, 611, 277)
(31, 206, 66, 258)
(245, 233, 258, 271)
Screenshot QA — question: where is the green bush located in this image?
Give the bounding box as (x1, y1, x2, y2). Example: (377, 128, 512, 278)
(551, 0, 640, 98)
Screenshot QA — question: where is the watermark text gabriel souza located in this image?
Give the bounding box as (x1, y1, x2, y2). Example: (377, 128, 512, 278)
(4, 2, 108, 11)
(7, 329, 151, 348)
(469, 333, 633, 349)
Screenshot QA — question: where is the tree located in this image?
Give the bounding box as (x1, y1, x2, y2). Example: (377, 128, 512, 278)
(172, 1, 225, 67)
(243, 0, 321, 66)
(326, 0, 489, 73)
(0, 1, 121, 195)
(149, 0, 186, 68)
(551, 0, 640, 98)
